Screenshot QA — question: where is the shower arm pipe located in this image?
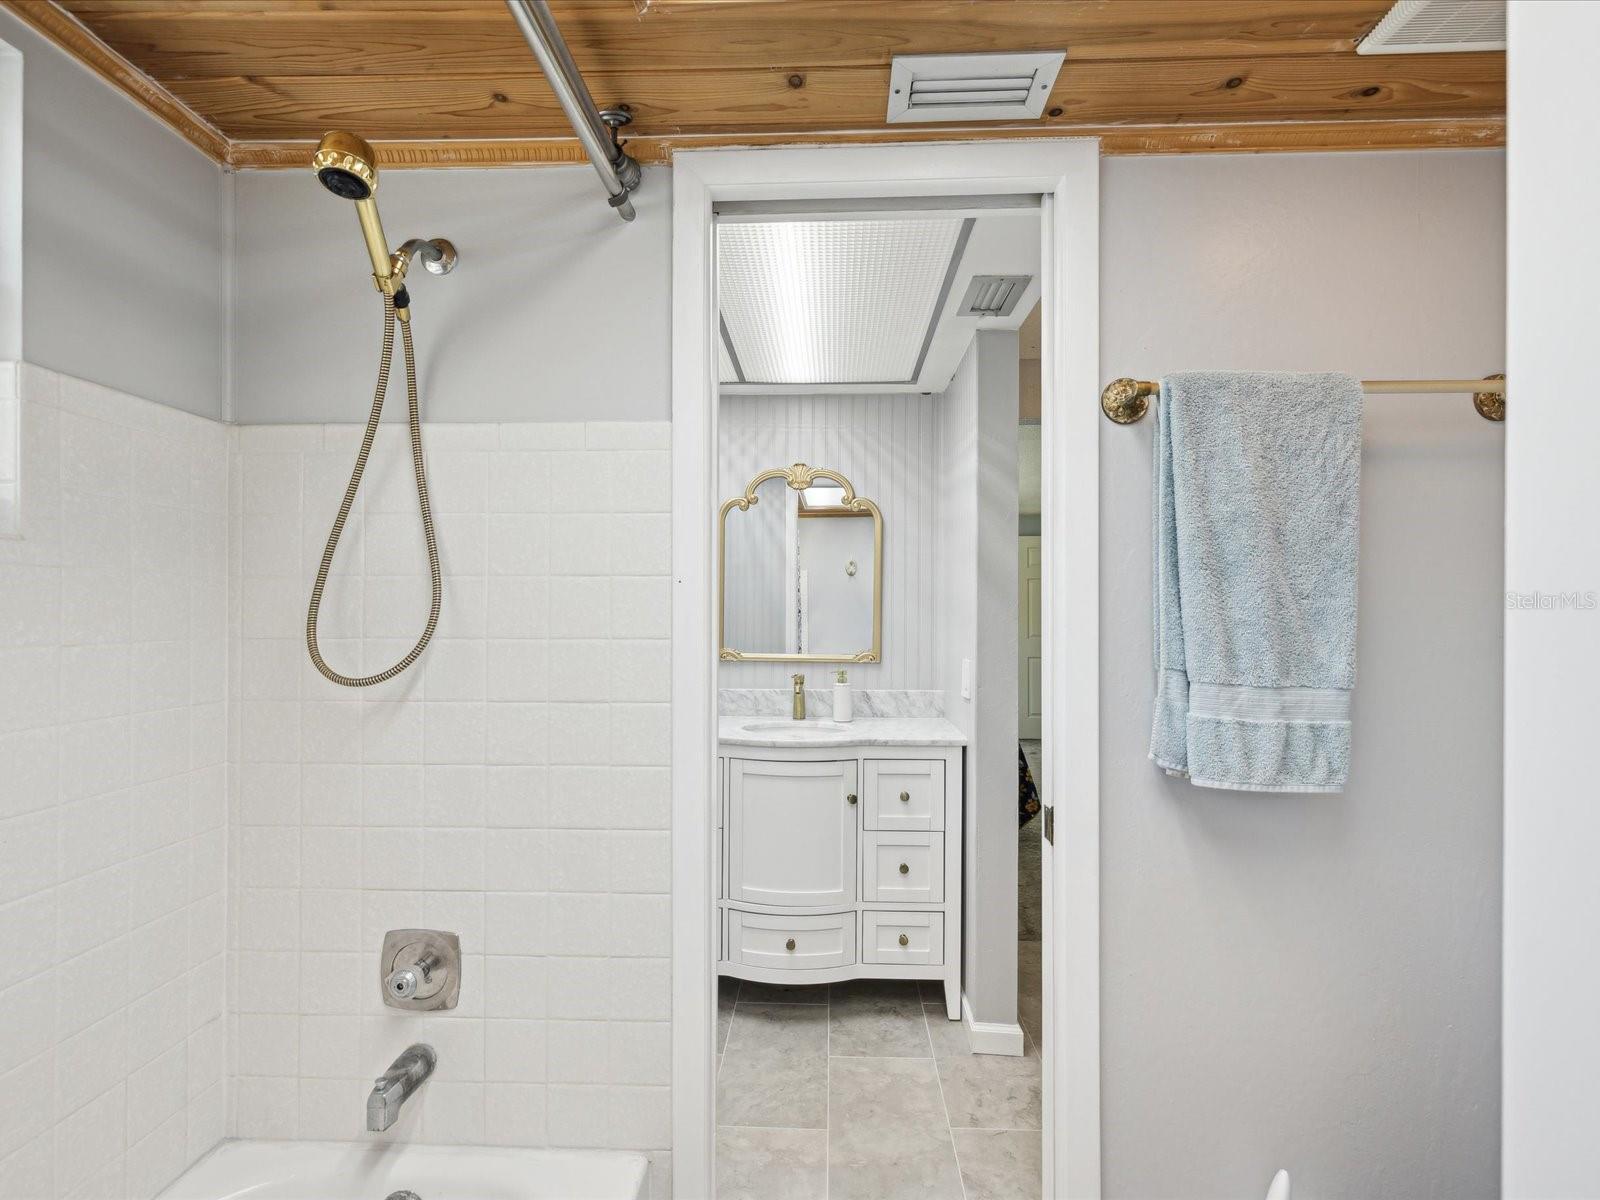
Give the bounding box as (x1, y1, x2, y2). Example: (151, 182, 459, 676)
(504, 0, 641, 221)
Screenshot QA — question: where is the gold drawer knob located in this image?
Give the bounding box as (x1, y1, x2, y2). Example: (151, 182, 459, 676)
(847, 793, 858, 805)
(898, 933, 909, 946)
(899, 862, 910, 875)
(899, 790, 911, 803)
(785, 938, 796, 951)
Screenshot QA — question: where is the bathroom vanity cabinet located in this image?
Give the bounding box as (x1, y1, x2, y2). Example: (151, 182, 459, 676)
(716, 719, 965, 1020)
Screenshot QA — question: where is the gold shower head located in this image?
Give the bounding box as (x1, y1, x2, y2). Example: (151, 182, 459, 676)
(311, 130, 401, 307)
(312, 130, 378, 200)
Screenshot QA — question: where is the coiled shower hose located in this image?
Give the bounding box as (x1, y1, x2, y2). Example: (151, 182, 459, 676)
(306, 294, 441, 686)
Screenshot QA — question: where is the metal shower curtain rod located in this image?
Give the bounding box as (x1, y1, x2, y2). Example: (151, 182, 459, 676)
(1100, 374, 1507, 424)
(504, 0, 642, 221)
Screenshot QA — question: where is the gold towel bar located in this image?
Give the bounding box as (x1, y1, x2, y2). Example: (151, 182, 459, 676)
(1100, 374, 1506, 425)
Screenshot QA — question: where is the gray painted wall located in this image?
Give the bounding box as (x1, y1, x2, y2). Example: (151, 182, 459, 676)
(939, 331, 1021, 1031)
(1098, 150, 1504, 1199)
(0, 9, 228, 418)
(230, 165, 670, 424)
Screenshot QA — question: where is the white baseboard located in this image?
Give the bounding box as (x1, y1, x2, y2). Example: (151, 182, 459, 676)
(961, 993, 1026, 1056)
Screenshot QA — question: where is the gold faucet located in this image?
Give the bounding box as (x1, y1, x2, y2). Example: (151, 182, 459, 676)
(792, 673, 806, 720)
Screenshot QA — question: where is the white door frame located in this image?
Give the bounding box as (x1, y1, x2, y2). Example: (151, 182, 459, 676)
(670, 139, 1101, 1200)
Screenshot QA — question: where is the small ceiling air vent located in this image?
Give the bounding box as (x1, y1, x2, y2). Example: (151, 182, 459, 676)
(958, 275, 1032, 318)
(887, 52, 1065, 124)
(1356, 0, 1505, 54)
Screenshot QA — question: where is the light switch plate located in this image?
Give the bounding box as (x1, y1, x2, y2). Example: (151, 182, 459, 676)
(960, 658, 973, 701)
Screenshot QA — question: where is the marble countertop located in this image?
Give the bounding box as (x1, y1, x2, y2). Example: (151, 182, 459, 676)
(718, 715, 967, 748)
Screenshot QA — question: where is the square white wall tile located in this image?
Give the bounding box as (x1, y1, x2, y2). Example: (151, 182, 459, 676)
(6, 403, 685, 1189)
(227, 419, 673, 1158)
(0, 367, 231, 1199)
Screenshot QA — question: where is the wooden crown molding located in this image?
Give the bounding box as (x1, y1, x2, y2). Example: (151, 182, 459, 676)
(2, 0, 228, 161)
(6, 0, 1505, 170)
(227, 117, 1505, 170)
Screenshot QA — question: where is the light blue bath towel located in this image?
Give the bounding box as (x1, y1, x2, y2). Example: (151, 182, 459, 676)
(1150, 372, 1363, 792)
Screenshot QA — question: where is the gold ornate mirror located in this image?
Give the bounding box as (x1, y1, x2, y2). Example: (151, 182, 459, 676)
(718, 463, 883, 663)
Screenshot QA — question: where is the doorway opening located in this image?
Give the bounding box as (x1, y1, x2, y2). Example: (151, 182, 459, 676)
(670, 141, 1101, 1200)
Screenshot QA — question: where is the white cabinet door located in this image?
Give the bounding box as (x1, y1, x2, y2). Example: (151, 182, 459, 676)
(727, 757, 858, 909)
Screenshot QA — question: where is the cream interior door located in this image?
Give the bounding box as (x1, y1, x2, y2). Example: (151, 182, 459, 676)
(1018, 535, 1044, 739)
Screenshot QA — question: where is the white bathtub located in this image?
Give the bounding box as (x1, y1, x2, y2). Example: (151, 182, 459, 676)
(158, 1140, 650, 1200)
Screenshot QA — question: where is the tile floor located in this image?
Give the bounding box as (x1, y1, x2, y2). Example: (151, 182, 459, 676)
(715, 955, 1043, 1199)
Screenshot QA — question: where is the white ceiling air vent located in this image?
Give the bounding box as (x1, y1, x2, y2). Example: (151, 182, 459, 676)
(1356, 0, 1505, 54)
(887, 51, 1065, 124)
(959, 274, 1033, 318)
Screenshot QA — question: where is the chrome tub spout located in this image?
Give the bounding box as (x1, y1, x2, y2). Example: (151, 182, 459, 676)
(366, 1044, 436, 1132)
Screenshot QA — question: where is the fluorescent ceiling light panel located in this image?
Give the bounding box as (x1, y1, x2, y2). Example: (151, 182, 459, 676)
(718, 218, 964, 384)
(887, 51, 1065, 124)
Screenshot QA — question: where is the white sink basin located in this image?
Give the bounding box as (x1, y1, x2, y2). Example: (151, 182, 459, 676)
(739, 720, 854, 734)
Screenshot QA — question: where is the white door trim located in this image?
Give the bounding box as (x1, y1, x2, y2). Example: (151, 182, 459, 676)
(670, 139, 1101, 1200)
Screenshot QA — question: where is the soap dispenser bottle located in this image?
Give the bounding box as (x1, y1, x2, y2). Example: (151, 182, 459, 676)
(833, 668, 853, 723)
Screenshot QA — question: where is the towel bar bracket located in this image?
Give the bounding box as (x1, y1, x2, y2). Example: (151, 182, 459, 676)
(1101, 377, 1153, 424)
(1473, 373, 1506, 422)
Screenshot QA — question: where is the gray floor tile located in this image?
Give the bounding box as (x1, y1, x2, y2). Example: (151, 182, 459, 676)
(923, 1000, 972, 1058)
(716, 1126, 827, 1200)
(954, 1128, 1043, 1200)
(829, 1057, 965, 1200)
(938, 1053, 1042, 1130)
(830, 980, 931, 1058)
(718, 1003, 828, 1128)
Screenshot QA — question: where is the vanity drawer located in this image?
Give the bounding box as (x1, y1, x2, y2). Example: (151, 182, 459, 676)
(726, 909, 856, 972)
(862, 911, 944, 965)
(863, 759, 945, 831)
(861, 832, 944, 904)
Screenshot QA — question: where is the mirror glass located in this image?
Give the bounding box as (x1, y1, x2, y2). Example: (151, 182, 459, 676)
(720, 465, 881, 662)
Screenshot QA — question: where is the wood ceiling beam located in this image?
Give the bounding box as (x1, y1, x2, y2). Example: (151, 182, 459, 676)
(59, 1, 1396, 76)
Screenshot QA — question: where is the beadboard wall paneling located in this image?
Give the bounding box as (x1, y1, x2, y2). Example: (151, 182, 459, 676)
(718, 393, 940, 691)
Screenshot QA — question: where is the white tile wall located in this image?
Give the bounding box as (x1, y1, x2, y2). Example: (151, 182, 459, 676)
(229, 420, 672, 1158)
(0, 366, 230, 1200)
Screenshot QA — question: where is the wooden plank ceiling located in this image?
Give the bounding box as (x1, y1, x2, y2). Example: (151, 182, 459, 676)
(6, 0, 1505, 168)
